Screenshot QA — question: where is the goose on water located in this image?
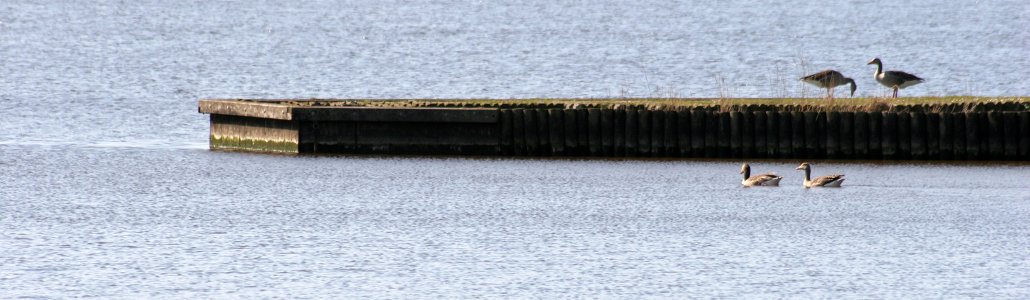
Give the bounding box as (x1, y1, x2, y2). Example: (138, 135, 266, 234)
(867, 58, 923, 98)
(740, 163, 783, 187)
(794, 162, 845, 188)
(800, 69, 856, 99)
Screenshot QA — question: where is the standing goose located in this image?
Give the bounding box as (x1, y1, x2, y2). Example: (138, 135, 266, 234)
(800, 69, 856, 99)
(740, 163, 783, 187)
(794, 162, 845, 188)
(867, 58, 924, 98)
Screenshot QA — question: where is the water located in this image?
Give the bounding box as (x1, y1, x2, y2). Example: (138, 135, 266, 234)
(2, 0, 1029, 297)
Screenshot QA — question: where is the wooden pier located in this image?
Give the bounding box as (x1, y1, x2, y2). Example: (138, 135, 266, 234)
(199, 98, 1030, 160)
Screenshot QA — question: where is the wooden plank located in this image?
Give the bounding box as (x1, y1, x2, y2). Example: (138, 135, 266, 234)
(200, 99, 293, 120)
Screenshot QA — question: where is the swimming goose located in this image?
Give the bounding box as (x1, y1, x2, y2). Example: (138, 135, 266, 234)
(800, 69, 856, 99)
(794, 162, 845, 188)
(740, 163, 783, 187)
(867, 58, 923, 98)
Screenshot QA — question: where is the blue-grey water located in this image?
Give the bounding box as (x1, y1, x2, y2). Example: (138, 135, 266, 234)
(2, 0, 1029, 298)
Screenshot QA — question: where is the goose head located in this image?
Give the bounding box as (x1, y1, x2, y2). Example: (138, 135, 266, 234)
(795, 162, 811, 171)
(866, 58, 882, 66)
(740, 162, 750, 174)
(846, 78, 857, 96)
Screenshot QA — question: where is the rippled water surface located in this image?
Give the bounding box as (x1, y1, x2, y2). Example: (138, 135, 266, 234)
(2, 0, 1030, 297)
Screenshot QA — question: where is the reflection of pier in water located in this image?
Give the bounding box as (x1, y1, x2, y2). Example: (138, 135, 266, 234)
(199, 99, 1030, 161)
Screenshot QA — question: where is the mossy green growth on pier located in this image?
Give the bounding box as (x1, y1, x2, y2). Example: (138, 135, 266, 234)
(254, 96, 1029, 112)
(210, 135, 298, 153)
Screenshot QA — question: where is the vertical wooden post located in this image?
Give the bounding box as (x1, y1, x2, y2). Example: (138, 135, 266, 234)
(692, 110, 706, 157)
(987, 111, 1004, 160)
(754, 111, 767, 158)
(826, 111, 840, 159)
(601, 109, 615, 156)
(840, 112, 854, 159)
(677, 110, 691, 157)
(854, 112, 869, 159)
(938, 112, 953, 160)
(651, 110, 665, 157)
(706, 111, 720, 158)
(664, 111, 678, 157)
(778, 111, 792, 158)
(791, 111, 804, 158)
(730, 111, 743, 158)
(897, 112, 911, 159)
(882, 112, 897, 160)
(626, 109, 639, 157)
(639, 110, 652, 157)
(536, 109, 551, 156)
(586, 108, 601, 156)
(524, 108, 540, 155)
(741, 111, 755, 158)
(766, 111, 779, 158)
(577, 109, 590, 156)
(512, 109, 526, 156)
(952, 113, 966, 160)
(869, 111, 882, 159)
(499, 109, 513, 156)
(1020, 112, 1030, 160)
(1004, 112, 1019, 160)
(614, 109, 626, 157)
(803, 112, 818, 159)
(719, 112, 732, 158)
(926, 113, 940, 159)
(563, 109, 578, 156)
(965, 112, 980, 160)
(910, 112, 926, 160)
(548, 108, 564, 156)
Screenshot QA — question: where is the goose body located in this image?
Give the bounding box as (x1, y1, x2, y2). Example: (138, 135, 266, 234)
(867, 58, 923, 98)
(800, 69, 856, 99)
(795, 162, 845, 188)
(740, 163, 783, 187)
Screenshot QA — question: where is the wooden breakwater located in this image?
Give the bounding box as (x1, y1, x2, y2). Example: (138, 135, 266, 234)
(199, 99, 1030, 160)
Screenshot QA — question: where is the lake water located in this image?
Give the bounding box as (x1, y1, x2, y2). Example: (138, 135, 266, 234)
(2, 0, 1029, 298)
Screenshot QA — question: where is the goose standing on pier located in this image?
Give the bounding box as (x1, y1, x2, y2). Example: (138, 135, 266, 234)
(740, 163, 783, 187)
(794, 162, 845, 188)
(867, 58, 924, 98)
(800, 70, 856, 99)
